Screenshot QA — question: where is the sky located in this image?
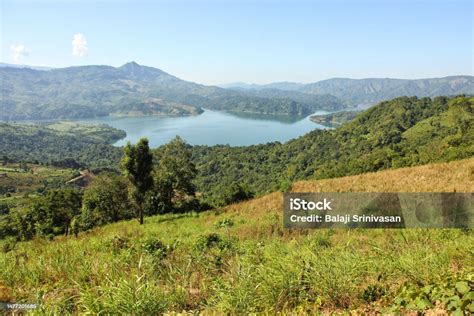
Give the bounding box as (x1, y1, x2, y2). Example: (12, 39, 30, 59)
(1, 0, 473, 85)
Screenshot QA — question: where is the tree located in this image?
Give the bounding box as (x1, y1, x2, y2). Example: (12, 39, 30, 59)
(121, 138, 154, 224)
(153, 136, 197, 213)
(27, 189, 82, 238)
(81, 173, 132, 229)
(219, 183, 254, 206)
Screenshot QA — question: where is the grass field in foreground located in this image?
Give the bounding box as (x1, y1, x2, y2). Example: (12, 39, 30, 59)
(0, 158, 473, 314)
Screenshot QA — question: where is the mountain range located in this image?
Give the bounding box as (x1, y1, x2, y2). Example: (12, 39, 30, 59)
(0, 62, 54, 71)
(222, 76, 474, 108)
(0, 62, 341, 120)
(1, 61, 472, 120)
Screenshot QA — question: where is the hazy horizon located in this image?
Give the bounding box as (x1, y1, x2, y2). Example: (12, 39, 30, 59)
(1, 60, 472, 87)
(2, 0, 472, 85)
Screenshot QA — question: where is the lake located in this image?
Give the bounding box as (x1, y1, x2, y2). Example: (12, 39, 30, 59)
(80, 109, 331, 147)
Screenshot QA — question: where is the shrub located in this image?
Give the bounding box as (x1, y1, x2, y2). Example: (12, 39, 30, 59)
(195, 233, 234, 251)
(142, 237, 169, 261)
(109, 236, 130, 253)
(216, 183, 254, 206)
(215, 218, 234, 229)
(390, 273, 474, 313)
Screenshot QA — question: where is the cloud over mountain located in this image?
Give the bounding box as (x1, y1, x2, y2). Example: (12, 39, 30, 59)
(72, 33, 88, 57)
(10, 44, 29, 63)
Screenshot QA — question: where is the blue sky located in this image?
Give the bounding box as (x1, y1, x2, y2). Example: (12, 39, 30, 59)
(1, 0, 472, 84)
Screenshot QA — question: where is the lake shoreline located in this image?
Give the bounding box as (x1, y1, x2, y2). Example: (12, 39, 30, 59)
(76, 109, 333, 148)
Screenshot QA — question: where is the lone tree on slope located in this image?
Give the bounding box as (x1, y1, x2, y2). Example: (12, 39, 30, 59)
(121, 138, 154, 225)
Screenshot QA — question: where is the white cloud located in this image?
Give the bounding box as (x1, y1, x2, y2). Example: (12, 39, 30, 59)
(10, 44, 29, 63)
(72, 33, 88, 57)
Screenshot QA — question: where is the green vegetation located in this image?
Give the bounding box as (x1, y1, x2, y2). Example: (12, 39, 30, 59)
(189, 96, 473, 200)
(81, 174, 132, 230)
(0, 90, 473, 312)
(0, 121, 123, 169)
(1, 95, 472, 208)
(310, 110, 359, 126)
(150, 136, 198, 213)
(194, 91, 344, 115)
(224, 76, 474, 108)
(0, 159, 472, 314)
(391, 274, 474, 314)
(0, 136, 200, 240)
(0, 163, 77, 197)
(121, 138, 154, 225)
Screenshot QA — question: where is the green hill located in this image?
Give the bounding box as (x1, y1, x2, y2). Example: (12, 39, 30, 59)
(0, 122, 123, 168)
(190, 95, 474, 200)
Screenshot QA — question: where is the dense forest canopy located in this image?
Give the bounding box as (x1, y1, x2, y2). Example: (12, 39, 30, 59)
(0, 122, 123, 168)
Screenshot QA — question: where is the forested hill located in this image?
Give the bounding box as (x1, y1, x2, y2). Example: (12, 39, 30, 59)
(0, 62, 343, 120)
(223, 76, 474, 108)
(300, 76, 474, 107)
(0, 122, 123, 169)
(189, 95, 473, 201)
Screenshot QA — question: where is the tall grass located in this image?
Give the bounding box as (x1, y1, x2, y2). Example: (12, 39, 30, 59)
(1, 158, 473, 314)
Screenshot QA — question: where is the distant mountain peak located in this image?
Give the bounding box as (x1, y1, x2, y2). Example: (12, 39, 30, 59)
(120, 61, 140, 67)
(119, 61, 143, 71)
(118, 61, 169, 79)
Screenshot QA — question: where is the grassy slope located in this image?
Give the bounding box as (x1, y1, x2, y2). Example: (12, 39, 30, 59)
(292, 157, 474, 193)
(0, 158, 473, 314)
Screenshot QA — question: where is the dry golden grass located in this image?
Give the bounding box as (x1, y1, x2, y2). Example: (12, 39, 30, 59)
(226, 158, 474, 221)
(292, 157, 474, 193)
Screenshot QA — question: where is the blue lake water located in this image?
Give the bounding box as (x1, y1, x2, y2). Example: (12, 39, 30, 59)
(80, 109, 331, 147)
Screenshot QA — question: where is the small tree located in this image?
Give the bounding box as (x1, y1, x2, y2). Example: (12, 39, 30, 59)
(28, 189, 82, 237)
(121, 138, 154, 224)
(81, 173, 132, 229)
(219, 183, 254, 206)
(153, 136, 197, 213)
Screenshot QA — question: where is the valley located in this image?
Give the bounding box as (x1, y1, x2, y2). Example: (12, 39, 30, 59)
(1, 1, 473, 314)
(1, 62, 472, 121)
(79, 109, 331, 147)
(0, 68, 473, 315)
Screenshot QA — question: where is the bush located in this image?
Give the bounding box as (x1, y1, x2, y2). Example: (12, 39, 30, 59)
(81, 174, 132, 230)
(215, 183, 254, 206)
(142, 237, 169, 260)
(215, 218, 234, 229)
(390, 274, 474, 313)
(195, 233, 234, 251)
(109, 236, 131, 253)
